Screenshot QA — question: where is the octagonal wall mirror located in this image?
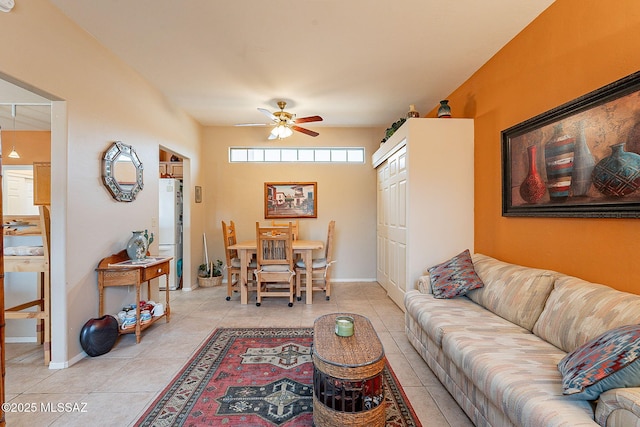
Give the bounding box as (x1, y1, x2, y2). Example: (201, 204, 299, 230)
(102, 141, 144, 202)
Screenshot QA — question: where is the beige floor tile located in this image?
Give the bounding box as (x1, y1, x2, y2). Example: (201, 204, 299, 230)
(22, 358, 126, 394)
(4, 281, 471, 426)
(403, 348, 444, 387)
(403, 386, 452, 426)
(5, 393, 79, 426)
(96, 357, 186, 392)
(390, 329, 414, 353)
(5, 364, 56, 395)
(386, 352, 424, 388)
(380, 313, 406, 332)
(377, 330, 402, 354)
(428, 385, 476, 427)
(51, 392, 156, 427)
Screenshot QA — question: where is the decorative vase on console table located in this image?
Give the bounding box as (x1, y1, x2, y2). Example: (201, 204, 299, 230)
(437, 100, 451, 118)
(126, 231, 148, 261)
(519, 144, 547, 203)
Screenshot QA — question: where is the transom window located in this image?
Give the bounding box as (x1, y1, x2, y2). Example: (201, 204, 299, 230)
(229, 147, 365, 163)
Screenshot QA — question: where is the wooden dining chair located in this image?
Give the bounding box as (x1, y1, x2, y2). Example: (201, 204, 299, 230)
(255, 222, 296, 307)
(296, 220, 335, 301)
(271, 219, 299, 240)
(221, 220, 256, 301)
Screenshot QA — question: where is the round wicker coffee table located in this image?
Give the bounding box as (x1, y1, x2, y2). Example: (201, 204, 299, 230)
(312, 313, 386, 427)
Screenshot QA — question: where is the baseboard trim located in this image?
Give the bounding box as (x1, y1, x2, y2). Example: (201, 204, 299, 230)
(49, 350, 85, 370)
(5, 337, 37, 343)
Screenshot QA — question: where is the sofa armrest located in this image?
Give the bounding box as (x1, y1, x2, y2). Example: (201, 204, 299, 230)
(595, 387, 640, 427)
(417, 274, 432, 294)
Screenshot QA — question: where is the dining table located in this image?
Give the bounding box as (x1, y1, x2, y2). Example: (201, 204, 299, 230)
(228, 239, 324, 305)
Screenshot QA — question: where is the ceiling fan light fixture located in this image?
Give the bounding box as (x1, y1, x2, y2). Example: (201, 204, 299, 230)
(239, 101, 322, 139)
(270, 124, 293, 139)
(0, 0, 15, 13)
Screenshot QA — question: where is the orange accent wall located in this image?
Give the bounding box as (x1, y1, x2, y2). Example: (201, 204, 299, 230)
(435, 1, 640, 293)
(1, 131, 51, 165)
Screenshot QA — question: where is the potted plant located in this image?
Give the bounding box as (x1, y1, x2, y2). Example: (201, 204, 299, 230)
(198, 260, 223, 287)
(198, 263, 210, 278)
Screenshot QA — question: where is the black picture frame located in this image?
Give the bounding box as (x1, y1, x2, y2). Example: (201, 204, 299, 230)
(502, 70, 640, 218)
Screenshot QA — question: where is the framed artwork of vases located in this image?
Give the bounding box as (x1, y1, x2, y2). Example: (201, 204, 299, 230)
(502, 70, 640, 218)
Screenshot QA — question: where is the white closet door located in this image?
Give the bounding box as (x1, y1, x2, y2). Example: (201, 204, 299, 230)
(376, 146, 407, 298)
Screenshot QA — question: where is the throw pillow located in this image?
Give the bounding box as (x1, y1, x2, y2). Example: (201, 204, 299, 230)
(427, 249, 484, 299)
(558, 324, 640, 400)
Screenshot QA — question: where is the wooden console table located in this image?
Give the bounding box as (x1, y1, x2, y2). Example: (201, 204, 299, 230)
(96, 250, 171, 343)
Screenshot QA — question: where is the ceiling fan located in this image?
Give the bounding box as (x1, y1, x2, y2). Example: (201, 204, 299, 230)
(236, 101, 323, 140)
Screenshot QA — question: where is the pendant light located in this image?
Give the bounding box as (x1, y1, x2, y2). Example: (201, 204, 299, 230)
(7, 104, 19, 159)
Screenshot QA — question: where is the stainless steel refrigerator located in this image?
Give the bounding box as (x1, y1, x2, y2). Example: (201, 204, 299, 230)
(158, 178, 183, 290)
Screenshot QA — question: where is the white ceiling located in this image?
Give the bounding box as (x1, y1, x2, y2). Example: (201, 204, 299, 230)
(3, 0, 555, 132)
(0, 79, 51, 131)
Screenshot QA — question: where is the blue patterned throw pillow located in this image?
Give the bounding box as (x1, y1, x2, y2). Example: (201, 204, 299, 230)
(427, 250, 484, 299)
(558, 324, 640, 400)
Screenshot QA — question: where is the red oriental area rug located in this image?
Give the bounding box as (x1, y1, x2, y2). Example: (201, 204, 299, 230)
(134, 327, 422, 426)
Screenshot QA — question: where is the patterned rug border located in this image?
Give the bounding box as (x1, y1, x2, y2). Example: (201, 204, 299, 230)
(134, 327, 422, 426)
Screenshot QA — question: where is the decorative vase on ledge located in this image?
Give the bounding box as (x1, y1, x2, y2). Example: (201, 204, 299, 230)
(407, 104, 420, 118)
(437, 100, 451, 118)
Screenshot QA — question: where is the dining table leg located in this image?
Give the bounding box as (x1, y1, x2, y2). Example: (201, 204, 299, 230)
(239, 248, 248, 304)
(303, 249, 313, 305)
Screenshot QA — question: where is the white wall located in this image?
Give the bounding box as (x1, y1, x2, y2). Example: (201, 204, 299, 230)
(0, 0, 203, 366)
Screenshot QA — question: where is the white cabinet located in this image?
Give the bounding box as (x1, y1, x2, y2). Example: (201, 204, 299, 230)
(159, 161, 183, 178)
(372, 118, 474, 309)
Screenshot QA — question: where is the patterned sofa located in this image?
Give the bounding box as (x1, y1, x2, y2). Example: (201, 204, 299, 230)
(404, 253, 640, 427)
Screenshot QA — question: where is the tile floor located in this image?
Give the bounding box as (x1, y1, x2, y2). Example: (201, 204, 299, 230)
(4, 282, 473, 426)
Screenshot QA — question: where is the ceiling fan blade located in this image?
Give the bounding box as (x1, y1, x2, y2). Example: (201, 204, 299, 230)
(294, 115, 323, 124)
(292, 125, 319, 137)
(234, 123, 269, 127)
(258, 107, 277, 122)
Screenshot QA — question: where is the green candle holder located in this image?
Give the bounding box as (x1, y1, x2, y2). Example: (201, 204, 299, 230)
(335, 316, 354, 337)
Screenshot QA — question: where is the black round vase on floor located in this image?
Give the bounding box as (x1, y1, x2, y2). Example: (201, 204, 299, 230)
(79, 315, 119, 357)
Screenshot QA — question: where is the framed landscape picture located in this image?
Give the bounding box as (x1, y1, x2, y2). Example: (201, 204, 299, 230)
(264, 182, 317, 219)
(502, 70, 640, 218)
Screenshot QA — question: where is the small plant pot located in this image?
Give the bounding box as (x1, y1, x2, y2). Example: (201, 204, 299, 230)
(198, 276, 222, 288)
